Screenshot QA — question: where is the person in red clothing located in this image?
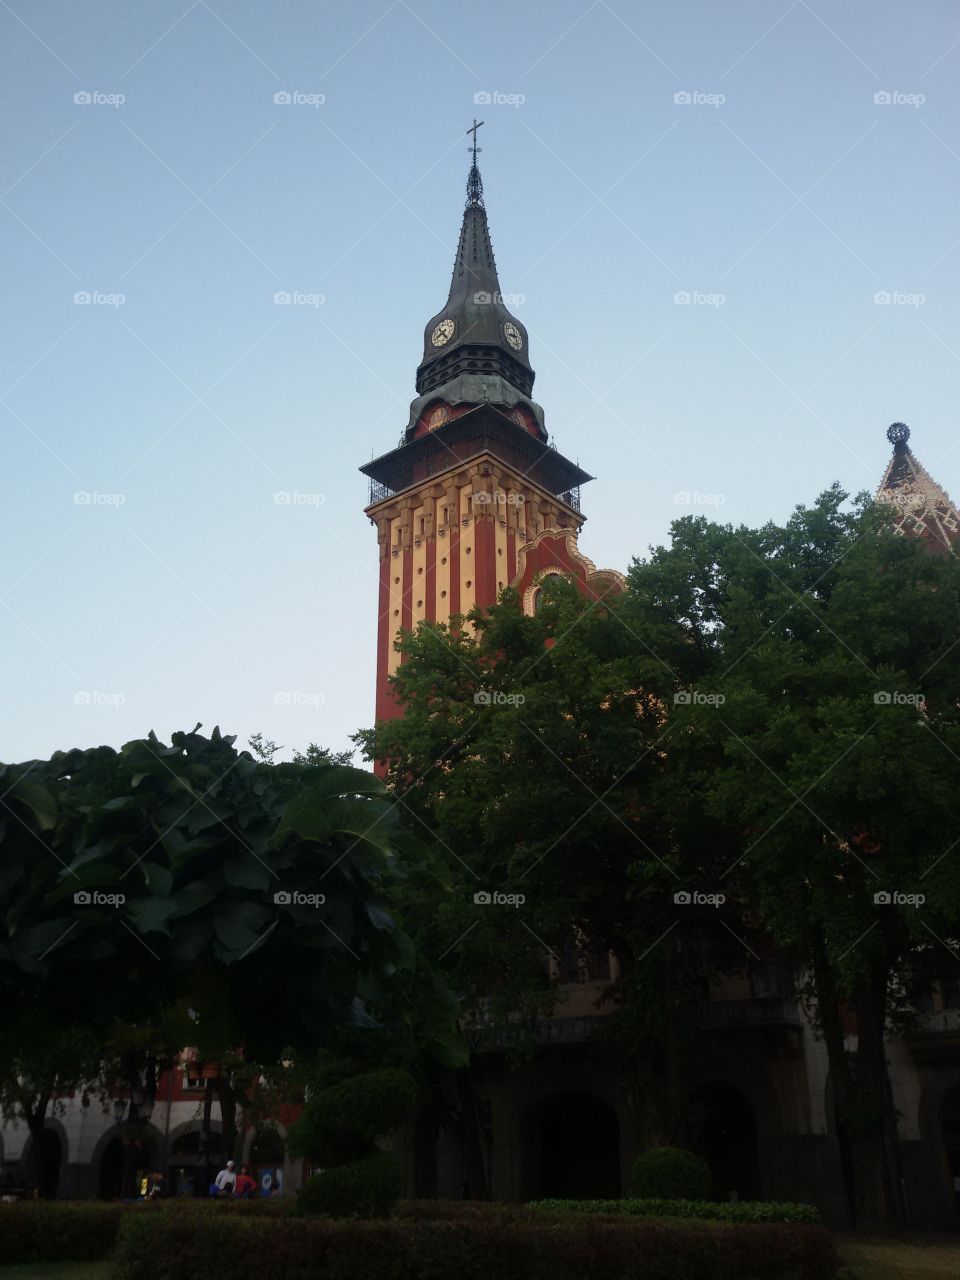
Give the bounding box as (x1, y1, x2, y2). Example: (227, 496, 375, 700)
(234, 1165, 257, 1198)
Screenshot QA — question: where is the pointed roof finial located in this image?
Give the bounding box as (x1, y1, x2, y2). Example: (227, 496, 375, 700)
(876, 421, 960, 556)
(466, 118, 484, 207)
(887, 421, 910, 449)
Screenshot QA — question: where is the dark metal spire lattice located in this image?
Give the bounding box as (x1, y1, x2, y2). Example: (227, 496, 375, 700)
(466, 117, 484, 207)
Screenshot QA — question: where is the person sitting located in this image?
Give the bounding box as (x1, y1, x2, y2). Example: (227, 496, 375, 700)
(234, 1165, 257, 1198)
(214, 1160, 236, 1195)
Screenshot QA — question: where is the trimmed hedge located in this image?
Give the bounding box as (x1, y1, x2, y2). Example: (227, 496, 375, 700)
(297, 1152, 402, 1219)
(0, 1201, 125, 1263)
(110, 1205, 840, 1280)
(395, 1197, 820, 1226)
(0, 1195, 295, 1264)
(628, 1146, 713, 1199)
(528, 1197, 821, 1224)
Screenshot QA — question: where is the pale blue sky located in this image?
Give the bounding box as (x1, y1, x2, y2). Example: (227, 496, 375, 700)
(2, 0, 960, 763)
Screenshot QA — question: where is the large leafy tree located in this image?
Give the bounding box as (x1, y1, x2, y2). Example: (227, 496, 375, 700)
(359, 575, 748, 1182)
(673, 489, 960, 1230)
(0, 726, 443, 1190)
(365, 487, 960, 1228)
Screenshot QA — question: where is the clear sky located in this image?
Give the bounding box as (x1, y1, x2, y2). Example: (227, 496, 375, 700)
(2, 0, 959, 764)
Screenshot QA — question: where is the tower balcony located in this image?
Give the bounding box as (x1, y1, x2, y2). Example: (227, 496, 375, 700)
(361, 404, 591, 512)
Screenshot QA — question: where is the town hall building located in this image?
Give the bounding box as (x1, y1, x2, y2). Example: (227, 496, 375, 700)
(2, 131, 959, 1230)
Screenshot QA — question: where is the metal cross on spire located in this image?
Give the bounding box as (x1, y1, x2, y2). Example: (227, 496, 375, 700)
(466, 118, 485, 207)
(467, 117, 484, 163)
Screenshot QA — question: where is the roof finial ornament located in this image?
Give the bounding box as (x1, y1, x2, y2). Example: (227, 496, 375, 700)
(466, 118, 484, 208)
(887, 421, 910, 449)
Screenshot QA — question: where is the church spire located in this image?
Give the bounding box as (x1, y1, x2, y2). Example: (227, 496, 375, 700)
(875, 422, 960, 557)
(409, 126, 542, 437)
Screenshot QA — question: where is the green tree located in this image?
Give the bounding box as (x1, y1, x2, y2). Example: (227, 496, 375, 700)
(0, 726, 438, 1191)
(677, 490, 960, 1230)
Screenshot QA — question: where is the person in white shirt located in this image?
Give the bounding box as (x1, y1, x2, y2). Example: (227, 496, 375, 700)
(214, 1160, 236, 1194)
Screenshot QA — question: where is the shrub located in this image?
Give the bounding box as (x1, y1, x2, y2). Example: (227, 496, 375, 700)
(0, 1201, 124, 1263)
(297, 1152, 402, 1219)
(110, 1207, 840, 1280)
(527, 1197, 821, 1224)
(627, 1146, 713, 1200)
(288, 1069, 418, 1162)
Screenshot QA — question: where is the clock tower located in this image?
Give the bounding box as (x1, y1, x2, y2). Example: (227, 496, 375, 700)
(361, 131, 623, 727)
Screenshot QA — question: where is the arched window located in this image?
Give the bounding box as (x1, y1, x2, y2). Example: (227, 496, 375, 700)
(534, 572, 565, 613)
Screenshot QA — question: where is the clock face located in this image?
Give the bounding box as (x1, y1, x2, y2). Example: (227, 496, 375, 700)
(431, 319, 455, 348)
(503, 322, 523, 351)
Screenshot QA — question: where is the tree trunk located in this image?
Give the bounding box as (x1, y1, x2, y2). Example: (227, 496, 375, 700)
(451, 1067, 489, 1199)
(848, 973, 905, 1232)
(812, 949, 905, 1234)
(618, 949, 692, 1154)
(22, 1099, 48, 1196)
(217, 1078, 238, 1165)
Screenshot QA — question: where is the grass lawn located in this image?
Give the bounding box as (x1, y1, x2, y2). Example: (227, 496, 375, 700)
(840, 1236, 960, 1279)
(0, 1267, 109, 1279)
